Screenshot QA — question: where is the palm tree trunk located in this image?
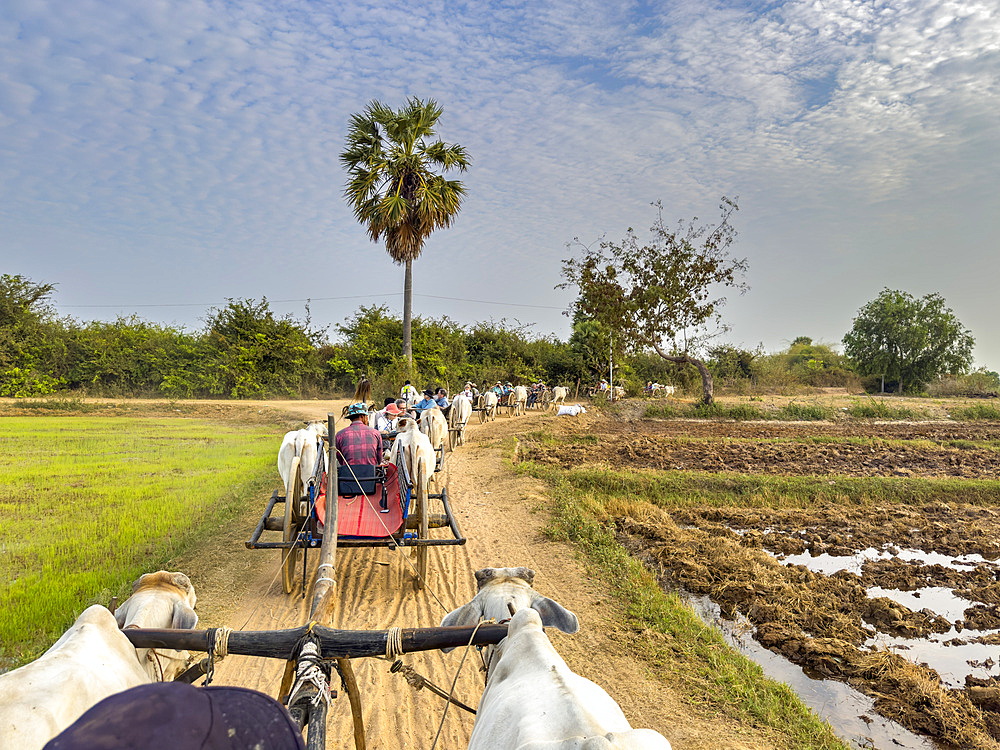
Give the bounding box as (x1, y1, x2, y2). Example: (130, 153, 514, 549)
(403, 259, 413, 367)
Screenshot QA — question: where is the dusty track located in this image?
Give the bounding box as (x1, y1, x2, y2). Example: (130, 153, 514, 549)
(204, 403, 773, 750)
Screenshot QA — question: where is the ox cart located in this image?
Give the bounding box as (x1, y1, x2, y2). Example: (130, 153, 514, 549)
(247, 414, 464, 596)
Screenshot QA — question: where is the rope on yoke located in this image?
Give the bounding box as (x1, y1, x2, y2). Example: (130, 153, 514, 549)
(288, 640, 333, 711)
(203, 626, 234, 685)
(385, 626, 403, 661)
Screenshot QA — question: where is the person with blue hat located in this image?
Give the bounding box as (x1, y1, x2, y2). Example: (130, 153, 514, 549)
(335, 401, 383, 466)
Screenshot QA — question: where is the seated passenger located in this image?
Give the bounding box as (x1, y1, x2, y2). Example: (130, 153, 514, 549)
(335, 402, 384, 466)
(414, 389, 436, 413)
(373, 401, 403, 433)
(434, 388, 451, 419)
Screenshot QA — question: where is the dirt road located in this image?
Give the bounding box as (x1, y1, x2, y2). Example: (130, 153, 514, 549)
(201, 403, 774, 750)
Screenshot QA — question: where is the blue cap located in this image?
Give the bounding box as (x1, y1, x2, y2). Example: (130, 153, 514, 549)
(346, 402, 368, 418)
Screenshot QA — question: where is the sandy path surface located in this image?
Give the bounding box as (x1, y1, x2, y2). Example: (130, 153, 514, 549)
(208, 403, 771, 750)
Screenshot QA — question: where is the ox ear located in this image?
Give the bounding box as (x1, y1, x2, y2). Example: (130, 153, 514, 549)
(171, 601, 198, 630)
(530, 596, 579, 635)
(439, 601, 482, 652)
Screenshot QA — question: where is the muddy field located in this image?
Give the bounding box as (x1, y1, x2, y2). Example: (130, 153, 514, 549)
(522, 416, 1000, 749)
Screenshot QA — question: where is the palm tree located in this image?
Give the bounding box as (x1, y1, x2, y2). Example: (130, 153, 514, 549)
(340, 98, 470, 366)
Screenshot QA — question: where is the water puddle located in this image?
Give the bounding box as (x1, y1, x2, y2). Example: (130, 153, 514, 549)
(776, 546, 998, 577)
(685, 593, 939, 749)
(749, 540, 1000, 705)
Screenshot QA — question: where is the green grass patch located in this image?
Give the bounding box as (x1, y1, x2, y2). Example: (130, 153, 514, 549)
(525, 466, 848, 748)
(846, 399, 928, 420)
(949, 403, 1000, 421)
(775, 403, 835, 421)
(520, 461, 1000, 511)
(0, 416, 278, 667)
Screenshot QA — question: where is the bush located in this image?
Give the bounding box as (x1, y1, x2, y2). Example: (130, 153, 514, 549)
(927, 370, 1000, 398)
(644, 404, 679, 419)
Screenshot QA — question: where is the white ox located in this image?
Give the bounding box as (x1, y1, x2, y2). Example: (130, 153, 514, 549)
(479, 391, 499, 422)
(277, 421, 327, 490)
(449, 394, 473, 447)
(419, 405, 448, 457)
(389, 416, 435, 492)
(550, 386, 568, 410)
(0, 571, 198, 750)
(441, 568, 671, 750)
(512, 385, 528, 416)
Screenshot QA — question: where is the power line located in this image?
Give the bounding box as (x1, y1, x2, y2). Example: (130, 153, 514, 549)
(60, 292, 568, 312)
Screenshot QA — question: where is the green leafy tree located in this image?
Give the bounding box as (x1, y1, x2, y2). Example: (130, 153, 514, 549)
(561, 198, 747, 404)
(843, 289, 974, 393)
(0, 274, 68, 396)
(341, 98, 470, 367)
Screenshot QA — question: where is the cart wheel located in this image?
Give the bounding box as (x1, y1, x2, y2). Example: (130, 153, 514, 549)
(414, 457, 428, 590)
(449, 427, 457, 451)
(478, 407, 487, 424)
(282, 457, 302, 595)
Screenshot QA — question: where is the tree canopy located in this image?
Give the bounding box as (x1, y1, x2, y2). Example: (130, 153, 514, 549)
(340, 97, 470, 365)
(842, 289, 974, 393)
(560, 198, 747, 404)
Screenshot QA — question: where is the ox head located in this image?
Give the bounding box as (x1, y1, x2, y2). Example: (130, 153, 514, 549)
(116, 571, 199, 681)
(439, 567, 579, 654)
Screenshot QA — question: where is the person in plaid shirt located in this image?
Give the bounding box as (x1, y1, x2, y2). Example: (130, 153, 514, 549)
(336, 402, 384, 466)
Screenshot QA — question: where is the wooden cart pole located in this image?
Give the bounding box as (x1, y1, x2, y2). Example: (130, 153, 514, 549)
(312, 412, 366, 750)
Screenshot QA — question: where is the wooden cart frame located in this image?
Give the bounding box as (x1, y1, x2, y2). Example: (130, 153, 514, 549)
(246, 414, 464, 595)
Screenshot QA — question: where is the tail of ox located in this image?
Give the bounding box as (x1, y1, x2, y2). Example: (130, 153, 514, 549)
(0, 570, 199, 750)
(449, 395, 472, 446)
(441, 568, 671, 750)
(419, 406, 448, 453)
(389, 417, 435, 492)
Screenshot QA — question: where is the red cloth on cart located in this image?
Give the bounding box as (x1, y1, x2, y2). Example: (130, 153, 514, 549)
(314, 463, 404, 537)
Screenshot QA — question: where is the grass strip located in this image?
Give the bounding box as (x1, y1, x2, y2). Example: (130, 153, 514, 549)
(518, 463, 848, 749)
(0, 416, 279, 667)
(521, 462, 1000, 510)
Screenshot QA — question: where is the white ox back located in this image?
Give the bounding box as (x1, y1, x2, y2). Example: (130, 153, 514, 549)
(389, 417, 434, 491)
(419, 406, 448, 452)
(512, 385, 528, 410)
(277, 422, 326, 489)
(0, 571, 198, 750)
(441, 568, 671, 750)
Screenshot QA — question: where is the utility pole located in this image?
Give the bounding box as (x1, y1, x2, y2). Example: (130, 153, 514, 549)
(609, 334, 614, 402)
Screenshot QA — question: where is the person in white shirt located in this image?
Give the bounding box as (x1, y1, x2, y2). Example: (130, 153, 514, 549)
(400, 380, 419, 406)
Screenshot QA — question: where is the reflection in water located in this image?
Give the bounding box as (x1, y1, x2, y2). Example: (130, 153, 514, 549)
(685, 593, 940, 750)
(768, 544, 1000, 690)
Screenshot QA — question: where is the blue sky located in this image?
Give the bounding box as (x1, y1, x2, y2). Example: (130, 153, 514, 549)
(2, 0, 998, 369)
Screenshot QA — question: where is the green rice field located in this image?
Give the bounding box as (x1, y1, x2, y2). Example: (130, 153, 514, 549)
(0, 416, 277, 668)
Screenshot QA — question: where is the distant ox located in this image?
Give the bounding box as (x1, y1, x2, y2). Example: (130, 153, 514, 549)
(549, 386, 568, 410)
(0, 571, 198, 750)
(449, 394, 473, 447)
(441, 568, 672, 750)
(511, 385, 528, 416)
